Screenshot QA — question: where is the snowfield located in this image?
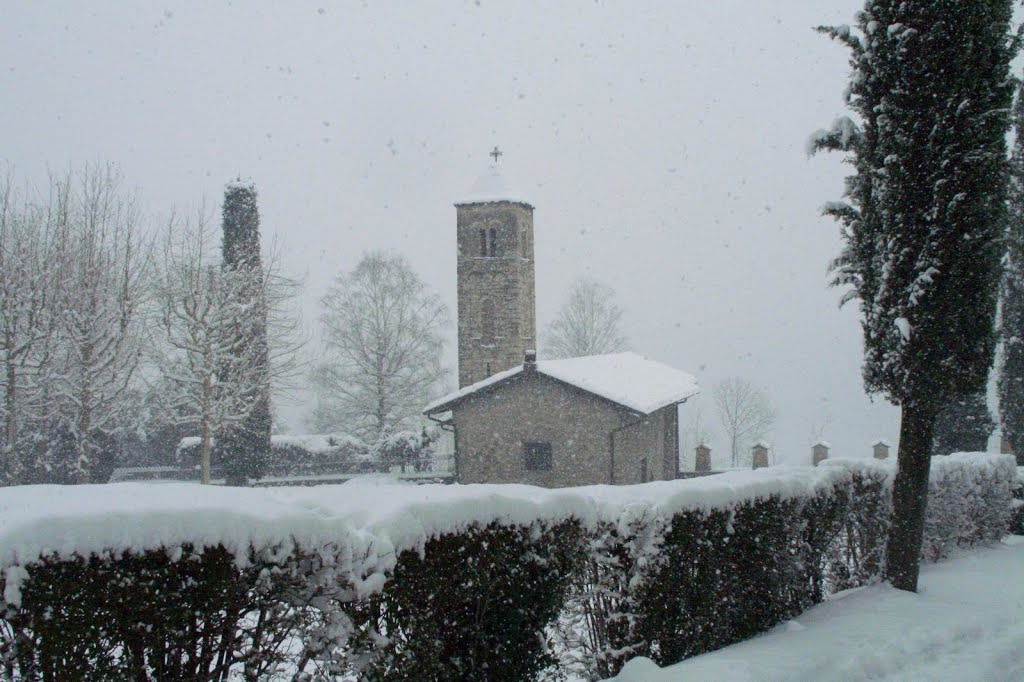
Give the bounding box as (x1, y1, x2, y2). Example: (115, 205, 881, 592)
(614, 536, 1024, 682)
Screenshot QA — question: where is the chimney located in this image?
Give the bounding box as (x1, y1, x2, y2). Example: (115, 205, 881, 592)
(524, 349, 537, 373)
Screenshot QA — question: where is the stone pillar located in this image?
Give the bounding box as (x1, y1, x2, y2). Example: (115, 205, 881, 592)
(695, 444, 711, 473)
(812, 441, 829, 467)
(751, 443, 769, 469)
(872, 440, 890, 460)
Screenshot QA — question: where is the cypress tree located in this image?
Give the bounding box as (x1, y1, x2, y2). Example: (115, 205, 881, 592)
(932, 393, 994, 456)
(813, 1, 1017, 590)
(999, 80, 1024, 466)
(218, 181, 271, 486)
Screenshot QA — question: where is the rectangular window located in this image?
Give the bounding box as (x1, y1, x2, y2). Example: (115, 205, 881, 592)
(488, 228, 497, 257)
(523, 442, 552, 471)
(479, 228, 487, 257)
(641, 458, 648, 483)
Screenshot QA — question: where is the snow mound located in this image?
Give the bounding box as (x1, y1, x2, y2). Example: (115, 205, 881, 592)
(457, 162, 531, 205)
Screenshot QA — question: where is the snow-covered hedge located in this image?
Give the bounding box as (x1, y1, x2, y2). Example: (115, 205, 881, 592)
(1009, 466, 1024, 535)
(922, 453, 1017, 560)
(0, 453, 1015, 680)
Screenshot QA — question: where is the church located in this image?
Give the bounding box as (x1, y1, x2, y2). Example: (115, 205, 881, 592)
(424, 152, 698, 487)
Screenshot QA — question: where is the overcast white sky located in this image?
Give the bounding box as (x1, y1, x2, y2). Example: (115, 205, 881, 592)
(4, 0, 968, 463)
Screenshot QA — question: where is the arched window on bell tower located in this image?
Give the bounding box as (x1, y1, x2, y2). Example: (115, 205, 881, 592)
(478, 228, 498, 257)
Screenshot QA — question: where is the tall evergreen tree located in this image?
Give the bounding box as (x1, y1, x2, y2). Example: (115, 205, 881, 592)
(217, 181, 271, 486)
(932, 393, 994, 456)
(813, 1, 1017, 590)
(999, 80, 1024, 466)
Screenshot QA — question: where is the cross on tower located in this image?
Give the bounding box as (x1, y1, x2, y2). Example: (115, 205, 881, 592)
(489, 146, 503, 163)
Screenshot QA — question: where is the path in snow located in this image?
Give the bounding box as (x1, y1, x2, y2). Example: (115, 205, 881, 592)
(614, 536, 1024, 682)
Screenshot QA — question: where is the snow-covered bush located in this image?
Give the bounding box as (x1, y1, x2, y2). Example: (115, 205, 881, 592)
(922, 453, 1017, 560)
(371, 520, 584, 680)
(820, 458, 892, 591)
(556, 484, 850, 678)
(0, 453, 1015, 680)
(1, 543, 356, 680)
(1010, 467, 1024, 535)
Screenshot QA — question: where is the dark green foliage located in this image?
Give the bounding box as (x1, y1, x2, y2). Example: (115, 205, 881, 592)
(1010, 476, 1024, 535)
(218, 182, 271, 486)
(1, 544, 349, 681)
(932, 392, 995, 456)
(1000, 81, 1024, 466)
(2, 460, 1012, 680)
(815, 0, 1018, 591)
(629, 494, 845, 669)
(825, 467, 891, 590)
(370, 521, 585, 681)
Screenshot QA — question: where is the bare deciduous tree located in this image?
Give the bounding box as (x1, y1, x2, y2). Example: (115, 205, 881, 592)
(0, 169, 68, 482)
(713, 377, 776, 467)
(543, 277, 629, 359)
(314, 251, 448, 443)
(153, 204, 303, 483)
(53, 165, 151, 483)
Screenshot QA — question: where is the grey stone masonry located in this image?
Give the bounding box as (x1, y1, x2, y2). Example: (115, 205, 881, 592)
(751, 443, 769, 469)
(455, 200, 536, 388)
(449, 369, 678, 487)
(695, 444, 711, 472)
(812, 442, 829, 467)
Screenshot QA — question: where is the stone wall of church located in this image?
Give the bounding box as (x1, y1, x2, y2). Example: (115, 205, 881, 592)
(613, 405, 679, 484)
(451, 371, 678, 487)
(455, 201, 536, 387)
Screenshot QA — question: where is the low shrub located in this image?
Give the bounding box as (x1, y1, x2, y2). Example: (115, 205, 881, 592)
(370, 520, 584, 681)
(1008, 467, 1023, 535)
(1, 543, 354, 680)
(922, 453, 1017, 560)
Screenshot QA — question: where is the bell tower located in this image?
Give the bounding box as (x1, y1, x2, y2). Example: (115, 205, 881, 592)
(455, 148, 536, 388)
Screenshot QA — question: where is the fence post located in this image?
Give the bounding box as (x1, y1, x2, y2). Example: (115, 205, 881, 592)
(695, 444, 711, 473)
(812, 441, 829, 467)
(751, 443, 769, 469)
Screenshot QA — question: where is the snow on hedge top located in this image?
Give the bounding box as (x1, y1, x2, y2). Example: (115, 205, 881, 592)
(0, 466, 850, 576)
(178, 433, 366, 454)
(2, 455, 1011, 579)
(424, 351, 699, 415)
(456, 162, 531, 206)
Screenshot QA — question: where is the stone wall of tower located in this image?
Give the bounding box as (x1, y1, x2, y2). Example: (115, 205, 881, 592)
(456, 201, 536, 388)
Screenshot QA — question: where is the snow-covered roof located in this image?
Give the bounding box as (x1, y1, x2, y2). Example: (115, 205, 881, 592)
(424, 351, 699, 416)
(456, 162, 531, 206)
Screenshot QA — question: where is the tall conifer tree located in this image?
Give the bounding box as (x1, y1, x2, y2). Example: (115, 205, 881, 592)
(814, 1, 1017, 590)
(932, 393, 994, 456)
(999, 80, 1024, 466)
(218, 181, 271, 485)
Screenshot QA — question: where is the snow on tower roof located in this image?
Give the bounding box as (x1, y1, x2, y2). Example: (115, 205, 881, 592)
(424, 351, 699, 416)
(456, 161, 531, 206)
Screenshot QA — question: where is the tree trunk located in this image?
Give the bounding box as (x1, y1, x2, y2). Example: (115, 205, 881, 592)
(200, 422, 211, 486)
(4, 358, 17, 484)
(76, 384, 92, 486)
(200, 375, 212, 485)
(885, 397, 939, 592)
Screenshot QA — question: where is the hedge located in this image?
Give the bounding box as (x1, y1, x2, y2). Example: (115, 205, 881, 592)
(0, 453, 1015, 680)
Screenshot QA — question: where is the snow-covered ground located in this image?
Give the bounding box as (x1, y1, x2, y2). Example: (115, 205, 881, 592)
(614, 537, 1024, 682)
